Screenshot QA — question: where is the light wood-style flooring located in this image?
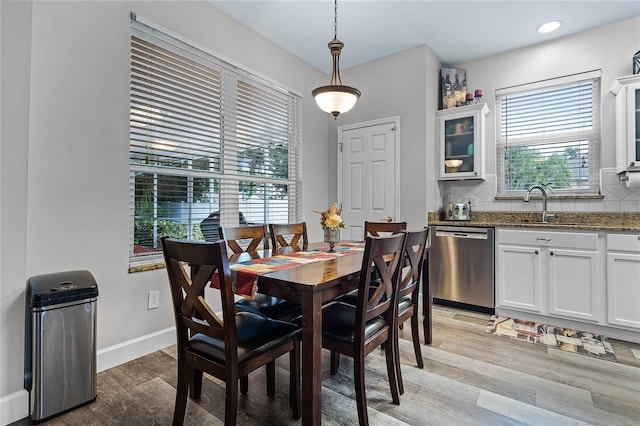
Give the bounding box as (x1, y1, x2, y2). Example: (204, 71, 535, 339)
(12, 306, 640, 425)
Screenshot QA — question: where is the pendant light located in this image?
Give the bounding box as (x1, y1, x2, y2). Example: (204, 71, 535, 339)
(312, 0, 361, 118)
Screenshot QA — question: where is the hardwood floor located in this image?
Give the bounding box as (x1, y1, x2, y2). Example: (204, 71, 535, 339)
(13, 306, 640, 425)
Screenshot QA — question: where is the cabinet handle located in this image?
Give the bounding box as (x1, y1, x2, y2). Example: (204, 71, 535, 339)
(550, 251, 554, 256)
(535, 250, 539, 255)
(536, 238, 551, 242)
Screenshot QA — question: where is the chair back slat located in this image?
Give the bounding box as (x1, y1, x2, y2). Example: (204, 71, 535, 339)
(161, 237, 238, 360)
(355, 233, 407, 334)
(220, 224, 270, 254)
(398, 228, 430, 299)
(270, 222, 308, 251)
(364, 221, 407, 239)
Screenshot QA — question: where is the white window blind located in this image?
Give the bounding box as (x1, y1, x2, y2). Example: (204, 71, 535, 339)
(129, 18, 301, 267)
(496, 70, 601, 195)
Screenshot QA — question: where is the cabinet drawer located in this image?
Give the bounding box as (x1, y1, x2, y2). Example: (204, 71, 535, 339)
(498, 229, 598, 250)
(608, 233, 640, 252)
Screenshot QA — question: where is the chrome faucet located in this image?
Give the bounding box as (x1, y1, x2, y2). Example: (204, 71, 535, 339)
(523, 185, 555, 223)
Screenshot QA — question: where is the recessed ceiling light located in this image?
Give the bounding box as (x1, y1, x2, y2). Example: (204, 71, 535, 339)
(537, 20, 562, 34)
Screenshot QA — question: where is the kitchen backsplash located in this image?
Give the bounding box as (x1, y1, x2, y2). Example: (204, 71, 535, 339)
(440, 168, 640, 213)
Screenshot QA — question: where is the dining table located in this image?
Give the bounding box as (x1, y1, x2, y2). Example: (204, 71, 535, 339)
(227, 240, 432, 426)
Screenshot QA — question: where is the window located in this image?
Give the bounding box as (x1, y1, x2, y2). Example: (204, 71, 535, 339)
(496, 70, 601, 195)
(129, 17, 301, 269)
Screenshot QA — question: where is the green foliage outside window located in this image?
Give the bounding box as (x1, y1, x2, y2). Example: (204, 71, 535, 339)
(504, 146, 573, 191)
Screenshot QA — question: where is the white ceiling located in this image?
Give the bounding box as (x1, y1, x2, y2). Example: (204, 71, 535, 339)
(208, 0, 640, 74)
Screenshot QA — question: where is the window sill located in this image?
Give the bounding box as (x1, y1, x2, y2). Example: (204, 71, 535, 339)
(129, 262, 166, 273)
(495, 194, 604, 201)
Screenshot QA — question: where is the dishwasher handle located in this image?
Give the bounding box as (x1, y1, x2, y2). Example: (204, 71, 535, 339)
(435, 230, 488, 240)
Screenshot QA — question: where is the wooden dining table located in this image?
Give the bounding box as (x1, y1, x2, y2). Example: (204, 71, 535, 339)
(228, 241, 432, 426)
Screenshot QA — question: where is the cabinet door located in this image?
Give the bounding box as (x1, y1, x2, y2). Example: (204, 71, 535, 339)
(547, 248, 600, 322)
(607, 252, 640, 329)
(497, 245, 542, 312)
(627, 84, 640, 166)
(436, 103, 488, 180)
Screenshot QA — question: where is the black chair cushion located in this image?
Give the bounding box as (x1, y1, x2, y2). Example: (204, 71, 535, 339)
(235, 294, 301, 321)
(188, 312, 300, 363)
(321, 301, 386, 344)
(335, 282, 380, 306)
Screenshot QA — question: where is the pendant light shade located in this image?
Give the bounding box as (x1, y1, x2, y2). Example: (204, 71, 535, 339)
(313, 1, 360, 118)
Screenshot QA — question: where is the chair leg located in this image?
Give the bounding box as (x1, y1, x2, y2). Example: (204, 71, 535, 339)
(266, 361, 276, 398)
(289, 340, 301, 420)
(190, 369, 203, 399)
(330, 351, 340, 375)
(411, 312, 424, 369)
(353, 355, 369, 426)
(240, 376, 248, 394)
(394, 322, 405, 396)
(225, 376, 239, 426)
(173, 361, 190, 426)
(385, 332, 401, 405)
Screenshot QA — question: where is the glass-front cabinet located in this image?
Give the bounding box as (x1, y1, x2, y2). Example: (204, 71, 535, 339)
(436, 103, 489, 180)
(611, 74, 640, 173)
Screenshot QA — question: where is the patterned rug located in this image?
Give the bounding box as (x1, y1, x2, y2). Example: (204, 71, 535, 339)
(486, 316, 616, 362)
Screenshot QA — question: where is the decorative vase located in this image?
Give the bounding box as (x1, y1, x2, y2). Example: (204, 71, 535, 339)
(323, 228, 340, 252)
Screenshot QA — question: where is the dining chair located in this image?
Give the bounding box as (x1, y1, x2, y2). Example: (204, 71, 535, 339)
(269, 222, 308, 251)
(321, 232, 407, 426)
(160, 237, 301, 426)
(220, 225, 301, 323)
(394, 228, 429, 395)
(364, 221, 407, 239)
(337, 221, 407, 306)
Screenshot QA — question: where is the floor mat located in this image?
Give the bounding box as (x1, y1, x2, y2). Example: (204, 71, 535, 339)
(486, 316, 617, 362)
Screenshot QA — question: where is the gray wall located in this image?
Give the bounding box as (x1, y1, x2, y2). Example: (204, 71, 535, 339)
(326, 44, 441, 230)
(0, 1, 328, 422)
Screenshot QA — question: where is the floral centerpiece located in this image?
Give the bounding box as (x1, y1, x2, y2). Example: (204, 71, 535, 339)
(314, 202, 344, 251)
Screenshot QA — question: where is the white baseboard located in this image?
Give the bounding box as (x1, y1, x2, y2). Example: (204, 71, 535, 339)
(97, 326, 175, 372)
(0, 390, 29, 426)
(1, 327, 175, 426)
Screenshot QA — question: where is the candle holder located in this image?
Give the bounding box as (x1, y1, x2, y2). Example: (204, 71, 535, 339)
(474, 89, 483, 104)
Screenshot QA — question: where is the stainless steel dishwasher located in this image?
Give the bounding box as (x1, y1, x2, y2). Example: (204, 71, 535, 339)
(429, 225, 495, 313)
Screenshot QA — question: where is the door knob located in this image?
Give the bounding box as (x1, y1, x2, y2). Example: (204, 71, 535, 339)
(382, 216, 392, 222)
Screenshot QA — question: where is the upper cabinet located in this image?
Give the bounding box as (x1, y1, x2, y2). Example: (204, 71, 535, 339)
(436, 103, 489, 180)
(610, 74, 640, 173)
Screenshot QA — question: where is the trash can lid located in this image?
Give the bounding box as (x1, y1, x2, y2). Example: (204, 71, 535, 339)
(27, 270, 98, 308)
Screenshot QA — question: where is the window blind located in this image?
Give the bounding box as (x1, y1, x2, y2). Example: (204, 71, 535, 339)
(496, 70, 601, 194)
(129, 18, 301, 267)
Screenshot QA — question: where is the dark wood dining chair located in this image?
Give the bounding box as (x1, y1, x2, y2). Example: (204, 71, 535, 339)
(220, 225, 301, 323)
(394, 228, 429, 395)
(321, 232, 407, 426)
(364, 221, 407, 239)
(160, 237, 301, 426)
(337, 221, 407, 306)
(269, 222, 308, 251)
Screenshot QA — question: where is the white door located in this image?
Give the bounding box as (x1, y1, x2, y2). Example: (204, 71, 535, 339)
(338, 117, 400, 241)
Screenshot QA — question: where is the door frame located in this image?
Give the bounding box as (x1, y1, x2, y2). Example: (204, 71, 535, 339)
(337, 116, 402, 222)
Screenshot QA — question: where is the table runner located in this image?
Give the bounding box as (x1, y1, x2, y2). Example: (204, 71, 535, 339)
(212, 242, 365, 297)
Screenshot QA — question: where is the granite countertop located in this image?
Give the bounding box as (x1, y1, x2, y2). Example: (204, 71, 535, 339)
(427, 211, 640, 232)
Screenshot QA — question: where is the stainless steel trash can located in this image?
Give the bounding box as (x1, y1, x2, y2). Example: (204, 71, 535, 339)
(24, 270, 98, 422)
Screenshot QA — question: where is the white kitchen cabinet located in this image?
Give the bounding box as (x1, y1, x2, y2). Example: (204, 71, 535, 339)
(496, 229, 603, 323)
(547, 248, 600, 322)
(607, 233, 640, 330)
(610, 74, 640, 173)
(436, 103, 489, 180)
(497, 244, 542, 312)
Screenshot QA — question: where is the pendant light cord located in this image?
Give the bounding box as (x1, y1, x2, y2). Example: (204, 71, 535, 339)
(334, 0, 338, 39)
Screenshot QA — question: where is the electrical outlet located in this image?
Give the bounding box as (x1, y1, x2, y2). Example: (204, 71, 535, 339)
(147, 291, 159, 310)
